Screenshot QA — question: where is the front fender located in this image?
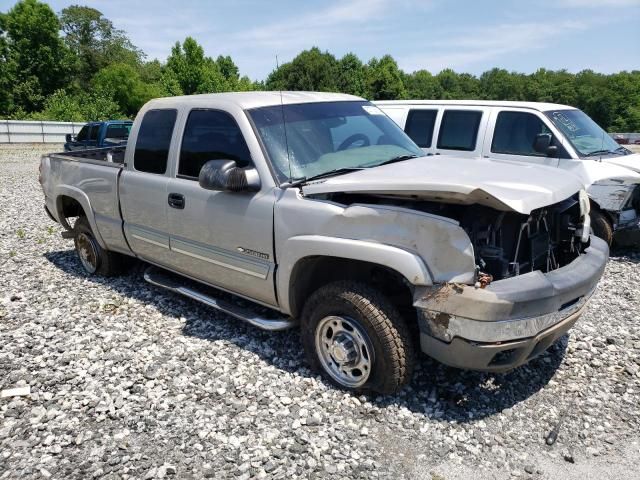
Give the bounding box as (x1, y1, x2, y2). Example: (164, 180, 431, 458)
(277, 235, 432, 315)
(54, 185, 107, 248)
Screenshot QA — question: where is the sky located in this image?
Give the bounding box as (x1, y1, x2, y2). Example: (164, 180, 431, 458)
(2, 0, 640, 80)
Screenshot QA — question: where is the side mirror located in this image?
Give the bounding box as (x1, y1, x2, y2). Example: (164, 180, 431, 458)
(533, 133, 558, 157)
(198, 159, 260, 192)
(65, 134, 73, 143)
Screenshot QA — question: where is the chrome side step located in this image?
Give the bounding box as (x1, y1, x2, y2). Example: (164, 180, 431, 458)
(143, 266, 295, 331)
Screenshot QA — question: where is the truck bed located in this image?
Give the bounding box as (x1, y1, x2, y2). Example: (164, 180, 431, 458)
(48, 145, 126, 166)
(41, 145, 131, 255)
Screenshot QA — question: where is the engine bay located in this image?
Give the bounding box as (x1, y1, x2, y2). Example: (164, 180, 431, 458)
(324, 192, 587, 282)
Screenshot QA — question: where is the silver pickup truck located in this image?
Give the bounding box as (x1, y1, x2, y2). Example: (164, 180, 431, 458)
(40, 92, 608, 394)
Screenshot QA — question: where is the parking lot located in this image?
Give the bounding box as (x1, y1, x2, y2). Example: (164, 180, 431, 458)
(1, 144, 639, 479)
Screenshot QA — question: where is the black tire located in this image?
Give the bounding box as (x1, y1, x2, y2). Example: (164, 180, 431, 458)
(590, 209, 614, 246)
(73, 216, 125, 276)
(301, 281, 415, 394)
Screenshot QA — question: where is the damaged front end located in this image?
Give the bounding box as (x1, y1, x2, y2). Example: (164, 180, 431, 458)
(461, 190, 590, 284)
(412, 191, 608, 372)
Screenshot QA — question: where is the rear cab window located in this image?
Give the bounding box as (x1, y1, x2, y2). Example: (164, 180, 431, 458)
(134, 109, 177, 174)
(404, 109, 438, 148)
(436, 110, 483, 151)
(178, 109, 252, 179)
(105, 123, 132, 140)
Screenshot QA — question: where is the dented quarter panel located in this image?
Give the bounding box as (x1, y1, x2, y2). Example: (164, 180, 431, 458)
(274, 188, 477, 315)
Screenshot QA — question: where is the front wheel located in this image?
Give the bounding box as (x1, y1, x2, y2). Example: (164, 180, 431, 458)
(590, 210, 614, 246)
(301, 281, 415, 394)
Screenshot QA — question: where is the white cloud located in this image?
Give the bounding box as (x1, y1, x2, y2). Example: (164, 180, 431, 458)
(555, 0, 640, 6)
(398, 20, 590, 73)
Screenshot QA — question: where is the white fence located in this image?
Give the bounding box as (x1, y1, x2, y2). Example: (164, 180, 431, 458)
(0, 120, 86, 144)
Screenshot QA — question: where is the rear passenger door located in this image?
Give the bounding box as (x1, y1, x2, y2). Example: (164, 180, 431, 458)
(433, 108, 487, 158)
(165, 109, 277, 307)
(484, 109, 562, 167)
(120, 109, 178, 266)
(402, 108, 439, 155)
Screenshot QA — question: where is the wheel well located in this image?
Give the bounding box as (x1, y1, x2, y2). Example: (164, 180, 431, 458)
(58, 195, 85, 219)
(289, 257, 415, 319)
(589, 200, 615, 224)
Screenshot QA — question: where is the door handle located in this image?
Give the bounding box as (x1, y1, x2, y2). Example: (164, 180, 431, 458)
(168, 193, 185, 209)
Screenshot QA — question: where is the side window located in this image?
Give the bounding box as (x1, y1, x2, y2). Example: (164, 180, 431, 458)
(437, 110, 482, 151)
(76, 126, 88, 141)
(404, 109, 437, 148)
(491, 111, 551, 156)
(89, 125, 99, 141)
(134, 109, 177, 174)
(179, 109, 252, 179)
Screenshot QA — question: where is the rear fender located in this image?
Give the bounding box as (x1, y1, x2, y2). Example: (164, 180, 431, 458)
(54, 185, 107, 248)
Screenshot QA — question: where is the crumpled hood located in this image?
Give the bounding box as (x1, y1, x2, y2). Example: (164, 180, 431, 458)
(602, 153, 640, 174)
(302, 155, 583, 215)
(562, 157, 640, 187)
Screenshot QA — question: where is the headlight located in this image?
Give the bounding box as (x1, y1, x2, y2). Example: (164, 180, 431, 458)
(579, 189, 590, 216)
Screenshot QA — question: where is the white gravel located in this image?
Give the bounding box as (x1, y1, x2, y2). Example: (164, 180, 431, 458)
(1, 144, 639, 479)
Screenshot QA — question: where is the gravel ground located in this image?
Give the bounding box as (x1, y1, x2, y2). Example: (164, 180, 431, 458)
(1, 144, 639, 480)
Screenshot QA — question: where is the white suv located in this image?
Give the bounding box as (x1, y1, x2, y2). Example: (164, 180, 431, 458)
(375, 100, 640, 245)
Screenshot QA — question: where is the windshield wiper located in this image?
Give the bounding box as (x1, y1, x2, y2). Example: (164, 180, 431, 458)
(368, 154, 419, 168)
(287, 167, 364, 187)
(584, 149, 624, 157)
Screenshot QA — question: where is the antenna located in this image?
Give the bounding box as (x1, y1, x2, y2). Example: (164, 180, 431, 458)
(276, 55, 293, 181)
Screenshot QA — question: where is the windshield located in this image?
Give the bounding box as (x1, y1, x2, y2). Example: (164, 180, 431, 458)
(248, 101, 423, 182)
(545, 109, 623, 157)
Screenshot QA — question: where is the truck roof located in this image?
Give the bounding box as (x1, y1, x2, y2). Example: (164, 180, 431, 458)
(144, 91, 363, 110)
(374, 100, 575, 112)
(85, 120, 133, 126)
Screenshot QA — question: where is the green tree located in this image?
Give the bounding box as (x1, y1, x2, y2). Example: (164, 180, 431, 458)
(265, 47, 338, 91)
(60, 5, 143, 87)
(4, 0, 72, 112)
(92, 63, 161, 116)
(365, 55, 406, 100)
(336, 53, 366, 96)
(405, 69, 443, 99)
(165, 37, 226, 94)
(0, 12, 15, 114)
(479, 68, 525, 100)
(26, 88, 123, 122)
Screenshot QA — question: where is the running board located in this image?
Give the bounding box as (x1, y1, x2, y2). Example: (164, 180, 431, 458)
(143, 266, 295, 331)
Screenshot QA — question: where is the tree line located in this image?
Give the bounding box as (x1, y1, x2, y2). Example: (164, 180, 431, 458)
(1, 0, 639, 132)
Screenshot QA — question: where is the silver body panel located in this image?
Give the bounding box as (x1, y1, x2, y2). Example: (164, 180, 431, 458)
(40, 92, 606, 356)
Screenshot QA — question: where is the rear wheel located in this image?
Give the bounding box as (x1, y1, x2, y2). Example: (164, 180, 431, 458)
(301, 281, 415, 394)
(73, 216, 125, 276)
(590, 210, 614, 246)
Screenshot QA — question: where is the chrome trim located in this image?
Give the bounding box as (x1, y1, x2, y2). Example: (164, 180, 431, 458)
(143, 266, 294, 331)
(131, 234, 169, 249)
(422, 287, 594, 343)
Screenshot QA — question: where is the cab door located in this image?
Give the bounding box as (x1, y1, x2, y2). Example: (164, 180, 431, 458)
(120, 108, 179, 267)
(483, 108, 564, 167)
(164, 108, 277, 307)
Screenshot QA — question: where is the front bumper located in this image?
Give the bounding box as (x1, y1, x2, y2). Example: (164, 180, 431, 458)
(413, 236, 609, 372)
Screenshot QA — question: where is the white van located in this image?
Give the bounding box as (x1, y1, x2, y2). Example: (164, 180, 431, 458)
(375, 100, 640, 245)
